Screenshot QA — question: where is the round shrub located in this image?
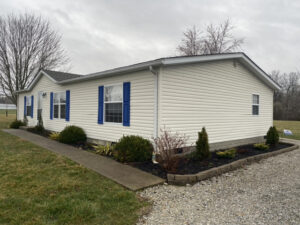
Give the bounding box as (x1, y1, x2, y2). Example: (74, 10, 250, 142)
(58, 125, 87, 145)
(10, 120, 25, 129)
(254, 143, 269, 151)
(113, 135, 153, 162)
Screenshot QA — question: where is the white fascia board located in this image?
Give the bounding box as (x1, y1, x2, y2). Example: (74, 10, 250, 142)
(16, 70, 58, 94)
(162, 53, 243, 65)
(59, 60, 162, 85)
(239, 56, 281, 91)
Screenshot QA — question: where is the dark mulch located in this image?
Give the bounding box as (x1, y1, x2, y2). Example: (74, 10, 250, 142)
(130, 142, 293, 179)
(27, 127, 51, 137)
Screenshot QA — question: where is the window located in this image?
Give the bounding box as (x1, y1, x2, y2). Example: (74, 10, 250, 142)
(104, 84, 123, 123)
(26, 96, 31, 117)
(53, 92, 66, 119)
(252, 94, 259, 115)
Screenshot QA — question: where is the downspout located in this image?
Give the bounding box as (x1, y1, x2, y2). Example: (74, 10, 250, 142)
(149, 66, 159, 140)
(149, 66, 159, 163)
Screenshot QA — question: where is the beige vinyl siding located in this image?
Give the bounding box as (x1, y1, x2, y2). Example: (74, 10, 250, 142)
(159, 60, 273, 146)
(18, 70, 155, 142)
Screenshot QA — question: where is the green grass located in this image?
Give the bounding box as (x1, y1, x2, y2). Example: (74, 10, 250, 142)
(0, 116, 147, 225)
(274, 120, 300, 140)
(0, 109, 16, 114)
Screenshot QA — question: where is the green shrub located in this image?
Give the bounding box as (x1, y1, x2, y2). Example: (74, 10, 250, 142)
(254, 143, 269, 151)
(58, 125, 87, 145)
(49, 132, 60, 141)
(216, 148, 237, 159)
(9, 120, 25, 129)
(113, 135, 153, 162)
(94, 143, 114, 156)
(34, 124, 45, 133)
(266, 126, 279, 146)
(194, 127, 210, 160)
(27, 124, 46, 135)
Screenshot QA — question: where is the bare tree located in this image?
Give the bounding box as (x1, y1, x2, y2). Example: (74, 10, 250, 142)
(177, 26, 203, 56)
(177, 19, 244, 56)
(203, 19, 244, 54)
(0, 13, 69, 105)
(270, 70, 300, 120)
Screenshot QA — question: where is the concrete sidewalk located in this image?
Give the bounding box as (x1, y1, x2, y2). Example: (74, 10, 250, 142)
(3, 129, 164, 191)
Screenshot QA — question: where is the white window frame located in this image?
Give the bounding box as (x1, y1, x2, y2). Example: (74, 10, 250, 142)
(252, 94, 259, 116)
(53, 92, 66, 120)
(104, 83, 123, 124)
(26, 96, 31, 117)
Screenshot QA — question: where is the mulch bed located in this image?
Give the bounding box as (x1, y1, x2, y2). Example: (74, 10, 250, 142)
(25, 127, 293, 180)
(130, 143, 293, 179)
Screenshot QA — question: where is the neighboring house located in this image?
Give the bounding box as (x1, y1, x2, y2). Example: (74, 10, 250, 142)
(16, 53, 280, 150)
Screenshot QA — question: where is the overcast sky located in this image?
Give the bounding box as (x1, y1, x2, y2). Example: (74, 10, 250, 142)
(0, 0, 299, 75)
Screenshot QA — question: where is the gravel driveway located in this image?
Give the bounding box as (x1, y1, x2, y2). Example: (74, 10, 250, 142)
(138, 145, 300, 225)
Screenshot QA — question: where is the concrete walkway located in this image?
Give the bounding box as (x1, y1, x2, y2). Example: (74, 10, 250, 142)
(3, 129, 164, 191)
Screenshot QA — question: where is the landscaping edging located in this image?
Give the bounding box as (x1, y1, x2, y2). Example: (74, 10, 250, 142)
(167, 143, 299, 185)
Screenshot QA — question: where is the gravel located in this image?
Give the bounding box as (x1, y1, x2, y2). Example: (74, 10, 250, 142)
(138, 147, 300, 225)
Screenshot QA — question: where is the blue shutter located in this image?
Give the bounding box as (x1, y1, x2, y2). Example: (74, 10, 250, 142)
(98, 86, 104, 124)
(66, 90, 70, 121)
(123, 82, 130, 126)
(50, 92, 53, 120)
(24, 96, 27, 116)
(31, 95, 34, 118)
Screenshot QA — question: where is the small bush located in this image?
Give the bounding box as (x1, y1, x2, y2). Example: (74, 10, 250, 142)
(27, 124, 46, 135)
(216, 148, 237, 159)
(266, 126, 279, 146)
(194, 127, 210, 160)
(34, 124, 45, 134)
(49, 132, 60, 141)
(153, 127, 188, 173)
(94, 143, 114, 156)
(10, 120, 25, 129)
(254, 143, 270, 151)
(114, 135, 153, 163)
(58, 126, 87, 145)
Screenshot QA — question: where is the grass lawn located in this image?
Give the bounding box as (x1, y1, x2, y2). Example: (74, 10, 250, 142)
(0, 114, 147, 225)
(274, 120, 300, 140)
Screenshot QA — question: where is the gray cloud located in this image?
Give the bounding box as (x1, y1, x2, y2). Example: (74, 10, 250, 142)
(0, 0, 299, 74)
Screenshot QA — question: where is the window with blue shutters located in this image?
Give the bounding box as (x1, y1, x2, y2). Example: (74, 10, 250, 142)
(98, 83, 130, 126)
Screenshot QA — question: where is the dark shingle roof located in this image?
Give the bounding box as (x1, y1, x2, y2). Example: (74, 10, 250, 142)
(44, 70, 82, 82)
